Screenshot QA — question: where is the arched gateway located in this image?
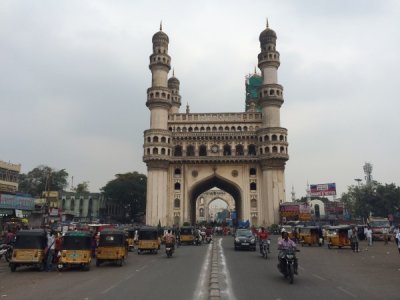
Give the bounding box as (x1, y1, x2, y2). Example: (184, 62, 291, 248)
(143, 23, 289, 227)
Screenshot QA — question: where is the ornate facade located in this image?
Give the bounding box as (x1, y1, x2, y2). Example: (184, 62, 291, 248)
(143, 23, 289, 226)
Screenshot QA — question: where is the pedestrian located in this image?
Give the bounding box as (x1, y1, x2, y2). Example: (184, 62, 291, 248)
(396, 230, 400, 254)
(394, 226, 400, 246)
(383, 227, 389, 245)
(351, 228, 359, 252)
(46, 230, 56, 271)
(366, 227, 373, 246)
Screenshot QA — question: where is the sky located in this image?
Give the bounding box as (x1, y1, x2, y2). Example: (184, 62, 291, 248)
(1, 0, 400, 200)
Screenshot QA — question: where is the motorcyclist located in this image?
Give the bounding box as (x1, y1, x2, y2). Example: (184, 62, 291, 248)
(258, 227, 270, 253)
(278, 231, 298, 274)
(164, 230, 176, 250)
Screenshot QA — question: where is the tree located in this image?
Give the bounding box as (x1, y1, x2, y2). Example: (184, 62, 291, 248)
(74, 181, 90, 193)
(18, 165, 69, 197)
(341, 182, 400, 220)
(101, 172, 147, 223)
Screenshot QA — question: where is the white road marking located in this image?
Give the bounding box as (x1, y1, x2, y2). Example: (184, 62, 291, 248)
(312, 274, 326, 281)
(136, 265, 147, 272)
(218, 238, 236, 300)
(193, 242, 212, 300)
(101, 284, 117, 294)
(337, 286, 357, 298)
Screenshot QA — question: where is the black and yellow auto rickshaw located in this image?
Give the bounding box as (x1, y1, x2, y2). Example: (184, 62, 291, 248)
(9, 229, 47, 272)
(57, 231, 92, 271)
(299, 226, 323, 246)
(96, 229, 127, 266)
(126, 227, 139, 251)
(179, 226, 195, 245)
(137, 227, 160, 254)
(327, 225, 352, 249)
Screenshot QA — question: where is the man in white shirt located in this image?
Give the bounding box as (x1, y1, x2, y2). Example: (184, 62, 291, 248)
(46, 230, 56, 271)
(366, 227, 373, 246)
(396, 230, 400, 254)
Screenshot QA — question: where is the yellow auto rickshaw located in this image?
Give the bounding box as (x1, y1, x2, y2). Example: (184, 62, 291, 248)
(57, 231, 92, 271)
(9, 229, 47, 272)
(327, 225, 352, 249)
(179, 226, 195, 245)
(126, 227, 139, 251)
(96, 229, 127, 266)
(299, 226, 323, 246)
(137, 227, 160, 254)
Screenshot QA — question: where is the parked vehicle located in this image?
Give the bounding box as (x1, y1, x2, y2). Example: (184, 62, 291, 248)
(126, 228, 139, 251)
(299, 226, 323, 246)
(9, 229, 47, 272)
(368, 218, 391, 241)
(234, 229, 256, 251)
(96, 229, 127, 266)
(327, 225, 352, 249)
(57, 231, 92, 271)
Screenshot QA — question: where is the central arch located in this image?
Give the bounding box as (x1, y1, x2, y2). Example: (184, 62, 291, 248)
(188, 175, 242, 225)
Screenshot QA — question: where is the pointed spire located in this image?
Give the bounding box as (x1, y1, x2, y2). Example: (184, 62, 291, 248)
(186, 103, 190, 114)
(266, 18, 269, 28)
(160, 21, 162, 31)
(172, 68, 175, 77)
(254, 66, 257, 74)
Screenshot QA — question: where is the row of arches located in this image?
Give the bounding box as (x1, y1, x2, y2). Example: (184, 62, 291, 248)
(258, 134, 287, 142)
(146, 136, 171, 143)
(174, 182, 257, 191)
(174, 167, 257, 176)
(169, 125, 259, 133)
(150, 55, 170, 65)
(173, 144, 257, 157)
(148, 89, 171, 100)
(146, 148, 171, 155)
(259, 146, 287, 154)
(259, 87, 282, 98)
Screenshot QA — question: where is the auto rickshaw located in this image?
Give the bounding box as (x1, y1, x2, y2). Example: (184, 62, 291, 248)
(96, 229, 127, 266)
(179, 226, 195, 245)
(327, 225, 352, 249)
(9, 229, 47, 272)
(126, 227, 139, 251)
(137, 227, 160, 254)
(299, 226, 323, 246)
(57, 231, 92, 271)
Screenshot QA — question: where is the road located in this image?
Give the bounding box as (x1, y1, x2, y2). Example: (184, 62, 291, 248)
(1, 237, 399, 300)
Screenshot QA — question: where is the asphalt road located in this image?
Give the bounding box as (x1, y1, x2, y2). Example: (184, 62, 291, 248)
(1, 237, 399, 300)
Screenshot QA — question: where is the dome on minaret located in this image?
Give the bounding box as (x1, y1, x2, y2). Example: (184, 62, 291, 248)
(152, 22, 169, 43)
(259, 19, 277, 46)
(168, 69, 180, 89)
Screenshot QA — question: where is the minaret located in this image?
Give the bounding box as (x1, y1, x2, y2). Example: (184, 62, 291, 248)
(143, 23, 173, 226)
(168, 69, 181, 114)
(256, 20, 289, 225)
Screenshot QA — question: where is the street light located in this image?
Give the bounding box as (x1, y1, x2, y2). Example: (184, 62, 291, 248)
(354, 178, 362, 186)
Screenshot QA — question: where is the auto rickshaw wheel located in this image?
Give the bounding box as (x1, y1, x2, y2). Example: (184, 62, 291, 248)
(10, 263, 16, 272)
(96, 260, 101, 267)
(57, 264, 63, 272)
(137, 250, 141, 255)
(38, 262, 45, 272)
(83, 263, 90, 271)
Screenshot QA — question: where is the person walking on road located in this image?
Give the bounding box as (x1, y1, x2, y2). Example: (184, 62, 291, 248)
(46, 230, 56, 271)
(396, 230, 400, 254)
(366, 227, 373, 246)
(351, 228, 359, 252)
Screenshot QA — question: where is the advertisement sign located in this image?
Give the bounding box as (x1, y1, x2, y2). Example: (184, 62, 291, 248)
(0, 194, 35, 210)
(310, 183, 336, 196)
(299, 203, 312, 221)
(279, 204, 299, 218)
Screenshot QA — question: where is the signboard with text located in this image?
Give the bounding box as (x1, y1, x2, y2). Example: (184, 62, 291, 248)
(310, 183, 336, 196)
(0, 194, 35, 210)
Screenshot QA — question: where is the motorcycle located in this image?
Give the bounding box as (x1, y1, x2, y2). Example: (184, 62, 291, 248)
(194, 235, 202, 246)
(278, 248, 299, 284)
(0, 244, 13, 262)
(165, 244, 174, 258)
(260, 239, 270, 259)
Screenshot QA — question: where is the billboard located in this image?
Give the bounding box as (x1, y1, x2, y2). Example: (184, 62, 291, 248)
(310, 183, 336, 196)
(279, 204, 299, 219)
